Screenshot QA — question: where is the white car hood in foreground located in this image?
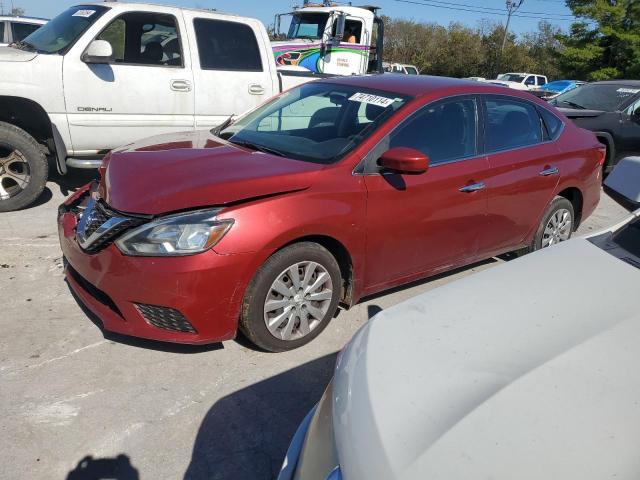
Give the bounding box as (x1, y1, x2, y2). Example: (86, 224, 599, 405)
(0, 46, 37, 62)
(333, 238, 640, 480)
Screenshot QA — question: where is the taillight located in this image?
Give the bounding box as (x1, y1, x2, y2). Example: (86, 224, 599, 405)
(596, 145, 607, 167)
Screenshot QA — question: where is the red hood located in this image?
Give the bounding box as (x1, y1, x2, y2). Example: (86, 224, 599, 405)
(100, 130, 324, 215)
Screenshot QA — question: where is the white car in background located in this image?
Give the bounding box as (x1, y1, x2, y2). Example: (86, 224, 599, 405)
(383, 62, 420, 75)
(279, 158, 640, 480)
(492, 72, 548, 91)
(0, 16, 47, 46)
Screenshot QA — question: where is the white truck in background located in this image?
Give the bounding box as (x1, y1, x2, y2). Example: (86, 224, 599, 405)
(0, 1, 386, 211)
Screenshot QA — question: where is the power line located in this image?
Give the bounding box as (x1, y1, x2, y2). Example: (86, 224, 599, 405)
(393, 0, 578, 21)
(401, 0, 576, 17)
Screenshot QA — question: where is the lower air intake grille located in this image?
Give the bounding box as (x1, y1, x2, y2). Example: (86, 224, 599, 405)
(134, 303, 197, 334)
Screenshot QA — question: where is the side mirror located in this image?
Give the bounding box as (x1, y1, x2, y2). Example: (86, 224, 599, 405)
(332, 13, 346, 45)
(378, 147, 429, 175)
(603, 156, 640, 211)
(82, 40, 113, 64)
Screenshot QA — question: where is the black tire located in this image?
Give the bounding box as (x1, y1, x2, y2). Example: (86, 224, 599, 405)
(0, 121, 49, 212)
(239, 242, 342, 352)
(531, 196, 574, 252)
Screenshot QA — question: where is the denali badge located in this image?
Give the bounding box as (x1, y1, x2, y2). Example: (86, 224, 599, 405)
(77, 107, 113, 112)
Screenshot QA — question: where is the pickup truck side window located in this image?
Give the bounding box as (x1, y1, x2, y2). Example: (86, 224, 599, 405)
(389, 97, 478, 165)
(97, 12, 183, 67)
(11, 22, 41, 42)
(193, 18, 263, 72)
(536, 76, 547, 86)
(484, 97, 543, 152)
(524, 76, 536, 86)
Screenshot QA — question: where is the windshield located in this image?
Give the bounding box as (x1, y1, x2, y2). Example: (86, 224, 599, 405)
(590, 216, 640, 270)
(287, 13, 329, 40)
(552, 83, 640, 111)
(219, 82, 411, 164)
(19, 5, 108, 54)
(497, 74, 526, 83)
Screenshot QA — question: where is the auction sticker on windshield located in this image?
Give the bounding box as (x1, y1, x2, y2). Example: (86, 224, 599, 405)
(72, 9, 96, 17)
(349, 92, 396, 108)
(617, 88, 640, 95)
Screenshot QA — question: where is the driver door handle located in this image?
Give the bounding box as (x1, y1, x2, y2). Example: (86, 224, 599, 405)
(171, 79, 192, 92)
(539, 167, 559, 176)
(248, 83, 265, 95)
(459, 182, 486, 193)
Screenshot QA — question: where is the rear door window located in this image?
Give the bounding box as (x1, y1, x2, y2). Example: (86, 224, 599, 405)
(484, 97, 543, 152)
(0, 22, 5, 43)
(390, 97, 478, 165)
(193, 18, 263, 72)
(11, 22, 41, 42)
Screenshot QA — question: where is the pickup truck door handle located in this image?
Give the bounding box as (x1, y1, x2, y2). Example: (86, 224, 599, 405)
(459, 182, 486, 193)
(171, 80, 192, 92)
(539, 167, 559, 176)
(248, 83, 265, 95)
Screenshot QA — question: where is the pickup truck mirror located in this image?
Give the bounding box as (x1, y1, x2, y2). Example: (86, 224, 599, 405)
(378, 147, 429, 175)
(603, 156, 640, 211)
(82, 40, 114, 64)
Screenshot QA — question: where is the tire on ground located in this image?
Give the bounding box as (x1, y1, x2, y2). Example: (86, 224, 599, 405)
(239, 242, 342, 352)
(0, 121, 49, 212)
(531, 195, 575, 251)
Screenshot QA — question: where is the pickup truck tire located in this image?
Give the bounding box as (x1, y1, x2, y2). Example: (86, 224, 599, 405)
(239, 242, 341, 352)
(531, 196, 574, 251)
(0, 122, 48, 212)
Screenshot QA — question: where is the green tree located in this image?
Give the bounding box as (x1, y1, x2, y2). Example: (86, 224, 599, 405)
(11, 7, 26, 16)
(560, 0, 640, 80)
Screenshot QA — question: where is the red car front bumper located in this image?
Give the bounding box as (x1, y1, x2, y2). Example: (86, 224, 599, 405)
(57, 185, 255, 344)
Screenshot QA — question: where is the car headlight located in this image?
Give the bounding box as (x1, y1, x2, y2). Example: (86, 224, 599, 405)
(115, 209, 233, 256)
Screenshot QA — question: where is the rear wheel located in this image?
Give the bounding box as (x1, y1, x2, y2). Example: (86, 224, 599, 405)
(240, 242, 341, 352)
(0, 122, 48, 212)
(531, 196, 574, 251)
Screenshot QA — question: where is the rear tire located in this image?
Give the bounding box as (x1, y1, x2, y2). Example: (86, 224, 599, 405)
(531, 196, 574, 251)
(239, 242, 341, 352)
(0, 121, 48, 212)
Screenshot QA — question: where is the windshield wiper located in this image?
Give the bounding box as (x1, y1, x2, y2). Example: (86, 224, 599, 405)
(211, 115, 234, 136)
(10, 40, 36, 52)
(230, 140, 287, 157)
(558, 100, 586, 110)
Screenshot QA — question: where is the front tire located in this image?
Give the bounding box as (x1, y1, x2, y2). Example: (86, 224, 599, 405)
(0, 121, 48, 212)
(239, 242, 342, 352)
(531, 196, 574, 251)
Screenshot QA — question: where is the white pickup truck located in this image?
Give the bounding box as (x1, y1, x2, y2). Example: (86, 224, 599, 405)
(0, 1, 386, 211)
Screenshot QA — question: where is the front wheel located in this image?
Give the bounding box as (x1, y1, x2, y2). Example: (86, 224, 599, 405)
(0, 121, 49, 212)
(531, 196, 574, 251)
(239, 242, 342, 352)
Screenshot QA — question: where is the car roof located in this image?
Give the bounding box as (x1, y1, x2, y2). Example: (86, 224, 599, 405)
(83, 1, 238, 17)
(318, 74, 533, 99)
(591, 80, 640, 87)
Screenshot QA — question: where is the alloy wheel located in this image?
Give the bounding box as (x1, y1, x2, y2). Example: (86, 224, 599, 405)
(541, 208, 572, 248)
(263, 261, 334, 341)
(0, 146, 30, 200)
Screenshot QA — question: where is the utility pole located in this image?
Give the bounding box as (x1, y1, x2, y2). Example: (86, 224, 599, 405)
(496, 0, 524, 76)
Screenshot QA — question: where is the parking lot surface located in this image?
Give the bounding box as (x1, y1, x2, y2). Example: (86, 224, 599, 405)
(0, 171, 629, 479)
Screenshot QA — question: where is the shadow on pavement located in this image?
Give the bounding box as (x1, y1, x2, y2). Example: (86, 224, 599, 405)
(184, 353, 338, 479)
(66, 454, 139, 480)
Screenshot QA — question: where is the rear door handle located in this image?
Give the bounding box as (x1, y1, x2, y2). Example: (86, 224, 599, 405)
(248, 83, 265, 95)
(459, 182, 486, 193)
(171, 79, 192, 92)
(539, 167, 559, 176)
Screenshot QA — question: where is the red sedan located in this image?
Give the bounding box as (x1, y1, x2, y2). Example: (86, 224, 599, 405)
(58, 75, 603, 351)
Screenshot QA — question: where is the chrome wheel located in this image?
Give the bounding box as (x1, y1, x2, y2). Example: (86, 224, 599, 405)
(0, 147, 30, 200)
(263, 261, 334, 341)
(541, 208, 572, 248)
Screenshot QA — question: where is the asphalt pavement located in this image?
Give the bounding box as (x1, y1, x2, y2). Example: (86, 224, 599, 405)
(0, 169, 629, 479)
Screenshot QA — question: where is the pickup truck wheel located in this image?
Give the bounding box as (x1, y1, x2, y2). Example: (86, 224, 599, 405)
(531, 196, 574, 251)
(0, 122, 48, 212)
(240, 242, 341, 352)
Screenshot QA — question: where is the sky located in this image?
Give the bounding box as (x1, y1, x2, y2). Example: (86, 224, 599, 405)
(6, 0, 576, 35)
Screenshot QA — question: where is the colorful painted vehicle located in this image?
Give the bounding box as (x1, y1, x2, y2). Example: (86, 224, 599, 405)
(271, 1, 384, 76)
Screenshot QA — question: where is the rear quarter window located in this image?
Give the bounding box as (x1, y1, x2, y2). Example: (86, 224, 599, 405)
(539, 108, 564, 141)
(193, 18, 263, 72)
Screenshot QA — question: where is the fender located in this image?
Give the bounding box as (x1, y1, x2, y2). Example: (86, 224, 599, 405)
(51, 123, 68, 175)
